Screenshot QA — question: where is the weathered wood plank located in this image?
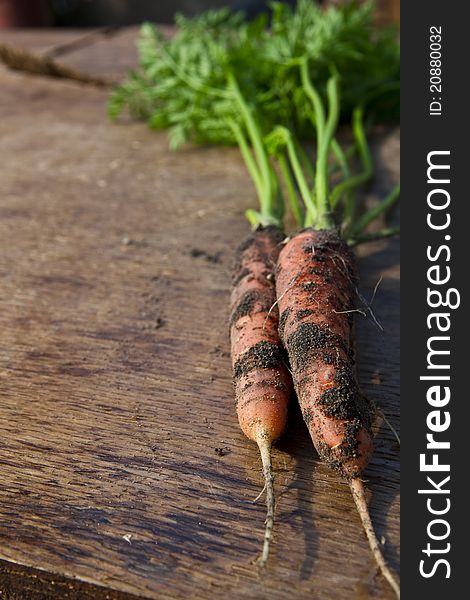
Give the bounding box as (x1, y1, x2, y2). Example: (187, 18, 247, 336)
(0, 27, 171, 84)
(55, 26, 172, 82)
(0, 55, 399, 600)
(0, 559, 140, 600)
(0, 29, 103, 56)
(54, 27, 140, 82)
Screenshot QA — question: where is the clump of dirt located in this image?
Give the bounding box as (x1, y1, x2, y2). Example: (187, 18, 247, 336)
(232, 266, 251, 287)
(286, 322, 348, 371)
(296, 309, 314, 320)
(278, 308, 291, 339)
(316, 440, 346, 474)
(240, 374, 289, 394)
(154, 317, 165, 329)
(230, 290, 273, 327)
(214, 446, 231, 457)
(190, 248, 223, 263)
(318, 365, 359, 420)
(233, 341, 285, 379)
(301, 281, 317, 291)
(232, 226, 283, 276)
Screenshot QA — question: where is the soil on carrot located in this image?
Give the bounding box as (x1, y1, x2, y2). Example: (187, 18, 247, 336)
(317, 414, 369, 468)
(232, 266, 251, 287)
(278, 308, 291, 340)
(233, 341, 285, 379)
(276, 229, 376, 479)
(229, 289, 274, 327)
(232, 226, 284, 276)
(296, 308, 314, 320)
(318, 365, 371, 426)
(239, 373, 290, 394)
(286, 322, 351, 370)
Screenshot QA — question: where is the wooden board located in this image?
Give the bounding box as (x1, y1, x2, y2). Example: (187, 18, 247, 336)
(54, 27, 140, 82)
(0, 32, 399, 600)
(0, 28, 104, 56)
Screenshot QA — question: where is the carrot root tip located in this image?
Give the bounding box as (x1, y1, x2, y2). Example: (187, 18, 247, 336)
(349, 478, 400, 599)
(256, 434, 275, 567)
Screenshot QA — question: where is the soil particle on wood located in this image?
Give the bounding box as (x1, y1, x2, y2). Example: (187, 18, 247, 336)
(189, 248, 223, 264)
(154, 317, 165, 329)
(214, 447, 231, 457)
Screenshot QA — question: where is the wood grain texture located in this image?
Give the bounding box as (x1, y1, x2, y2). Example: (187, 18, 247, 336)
(55, 26, 173, 83)
(0, 29, 103, 56)
(0, 31, 399, 600)
(55, 27, 140, 82)
(0, 559, 140, 600)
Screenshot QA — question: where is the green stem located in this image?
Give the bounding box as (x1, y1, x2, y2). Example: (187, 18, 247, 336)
(228, 120, 265, 207)
(278, 153, 304, 227)
(285, 132, 317, 224)
(295, 138, 315, 186)
(227, 73, 274, 219)
(300, 59, 325, 141)
(329, 142, 356, 175)
(271, 169, 285, 223)
(350, 184, 400, 237)
(331, 138, 350, 179)
(315, 75, 339, 229)
(331, 137, 354, 230)
(329, 107, 373, 211)
(300, 60, 337, 229)
(348, 226, 400, 247)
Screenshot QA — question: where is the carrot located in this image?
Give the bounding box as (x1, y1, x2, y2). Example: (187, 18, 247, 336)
(230, 225, 292, 565)
(276, 228, 400, 596)
(276, 229, 372, 477)
(267, 69, 400, 596)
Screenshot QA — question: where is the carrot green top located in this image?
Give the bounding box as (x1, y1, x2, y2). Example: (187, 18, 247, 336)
(109, 0, 399, 240)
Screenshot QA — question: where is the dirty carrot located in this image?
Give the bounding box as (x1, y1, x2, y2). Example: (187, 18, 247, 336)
(268, 65, 400, 596)
(276, 228, 373, 478)
(226, 73, 295, 564)
(275, 228, 401, 594)
(230, 226, 292, 565)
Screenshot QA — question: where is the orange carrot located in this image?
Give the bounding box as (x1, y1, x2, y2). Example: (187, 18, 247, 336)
(276, 228, 399, 597)
(230, 226, 292, 565)
(276, 229, 372, 477)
